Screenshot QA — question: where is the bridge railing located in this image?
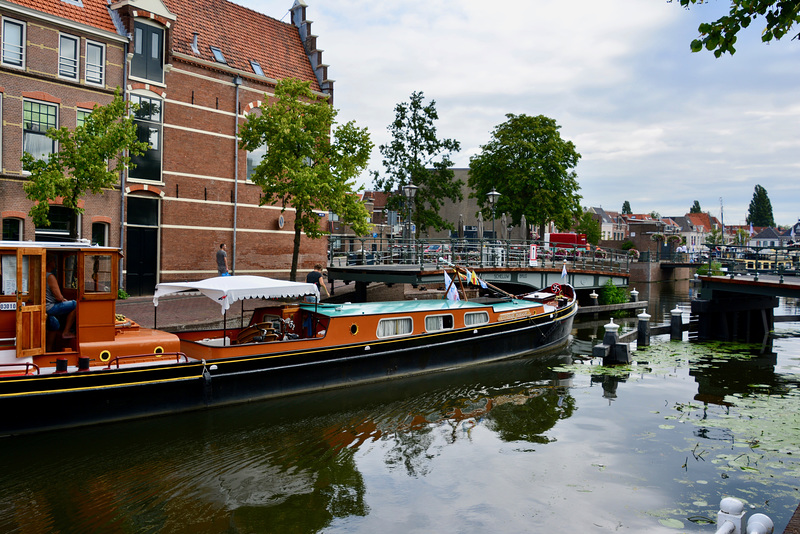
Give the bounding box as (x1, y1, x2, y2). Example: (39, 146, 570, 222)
(329, 235, 632, 273)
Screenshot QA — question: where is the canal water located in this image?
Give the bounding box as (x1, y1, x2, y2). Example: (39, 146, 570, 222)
(0, 283, 798, 533)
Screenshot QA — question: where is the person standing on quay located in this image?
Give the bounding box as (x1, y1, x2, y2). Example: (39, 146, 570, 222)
(216, 243, 229, 276)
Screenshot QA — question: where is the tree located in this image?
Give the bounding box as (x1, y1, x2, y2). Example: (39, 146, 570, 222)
(746, 184, 775, 227)
(575, 210, 601, 245)
(690, 200, 702, 213)
(676, 0, 800, 56)
(468, 114, 582, 238)
(621, 201, 632, 215)
(239, 78, 373, 281)
(372, 91, 462, 235)
(22, 89, 148, 238)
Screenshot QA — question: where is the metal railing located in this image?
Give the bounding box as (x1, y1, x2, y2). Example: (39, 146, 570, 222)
(329, 235, 632, 273)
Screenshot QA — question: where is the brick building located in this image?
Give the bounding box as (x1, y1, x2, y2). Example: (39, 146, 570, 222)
(1, 0, 332, 295)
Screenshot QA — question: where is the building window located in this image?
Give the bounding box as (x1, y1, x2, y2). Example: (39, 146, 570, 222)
(131, 21, 164, 83)
(1, 18, 25, 68)
(59, 34, 79, 79)
(23, 100, 58, 161)
(129, 94, 162, 181)
(85, 41, 105, 86)
(77, 108, 92, 127)
(250, 60, 263, 76)
(34, 206, 75, 242)
(2, 218, 22, 241)
(246, 143, 267, 181)
(91, 222, 108, 246)
(210, 46, 226, 63)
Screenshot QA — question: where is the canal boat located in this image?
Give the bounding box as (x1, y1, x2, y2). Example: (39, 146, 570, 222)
(0, 241, 576, 435)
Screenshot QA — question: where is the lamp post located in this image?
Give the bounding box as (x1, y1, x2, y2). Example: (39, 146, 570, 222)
(403, 184, 418, 263)
(487, 188, 501, 240)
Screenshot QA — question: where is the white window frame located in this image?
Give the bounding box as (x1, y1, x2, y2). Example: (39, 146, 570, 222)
(246, 143, 267, 182)
(2, 218, 23, 241)
(425, 314, 454, 332)
(1, 17, 25, 69)
(464, 311, 489, 326)
(77, 107, 92, 128)
(23, 99, 58, 162)
(91, 222, 109, 246)
(85, 40, 105, 86)
(58, 33, 79, 80)
(376, 317, 413, 338)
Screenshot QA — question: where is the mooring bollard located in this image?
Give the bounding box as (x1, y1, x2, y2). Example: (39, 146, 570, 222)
(714, 497, 773, 534)
(670, 306, 683, 341)
(630, 288, 638, 302)
(592, 318, 631, 363)
(637, 311, 651, 347)
(589, 291, 598, 307)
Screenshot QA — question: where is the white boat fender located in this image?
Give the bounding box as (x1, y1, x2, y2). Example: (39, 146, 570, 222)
(364, 345, 370, 351)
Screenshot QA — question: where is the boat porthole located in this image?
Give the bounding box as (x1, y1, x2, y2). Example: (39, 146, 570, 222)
(99, 350, 111, 362)
(350, 324, 358, 336)
(154, 346, 164, 355)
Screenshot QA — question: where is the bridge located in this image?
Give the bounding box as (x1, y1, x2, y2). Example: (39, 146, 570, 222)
(691, 273, 800, 344)
(327, 237, 632, 301)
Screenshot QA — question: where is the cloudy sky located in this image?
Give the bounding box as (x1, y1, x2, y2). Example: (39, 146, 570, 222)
(238, 0, 799, 227)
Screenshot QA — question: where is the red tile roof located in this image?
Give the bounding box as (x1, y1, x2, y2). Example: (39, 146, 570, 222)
(6, 0, 119, 34)
(164, 0, 320, 90)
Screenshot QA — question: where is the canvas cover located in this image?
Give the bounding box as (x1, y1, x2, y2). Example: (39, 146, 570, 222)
(153, 275, 319, 313)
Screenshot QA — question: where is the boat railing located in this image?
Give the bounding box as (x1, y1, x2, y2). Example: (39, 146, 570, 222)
(0, 362, 40, 376)
(105, 352, 189, 369)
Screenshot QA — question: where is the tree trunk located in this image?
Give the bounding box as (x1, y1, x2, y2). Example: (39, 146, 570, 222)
(290, 222, 302, 281)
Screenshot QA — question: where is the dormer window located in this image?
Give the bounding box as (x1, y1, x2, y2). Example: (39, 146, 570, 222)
(250, 60, 263, 76)
(131, 21, 164, 84)
(210, 46, 226, 64)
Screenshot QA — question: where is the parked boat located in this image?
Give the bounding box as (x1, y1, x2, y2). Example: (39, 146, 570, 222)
(0, 241, 576, 435)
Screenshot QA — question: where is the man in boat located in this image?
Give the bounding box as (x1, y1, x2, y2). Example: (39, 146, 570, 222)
(45, 257, 76, 340)
(305, 264, 329, 303)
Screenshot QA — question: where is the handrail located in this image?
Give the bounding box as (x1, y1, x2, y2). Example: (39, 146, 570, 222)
(105, 352, 188, 369)
(0, 362, 40, 375)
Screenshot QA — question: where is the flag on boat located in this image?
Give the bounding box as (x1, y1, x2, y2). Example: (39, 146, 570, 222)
(469, 269, 478, 285)
(561, 263, 567, 279)
(443, 271, 460, 301)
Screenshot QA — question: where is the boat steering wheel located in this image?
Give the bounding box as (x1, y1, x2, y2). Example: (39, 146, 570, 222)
(550, 283, 562, 295)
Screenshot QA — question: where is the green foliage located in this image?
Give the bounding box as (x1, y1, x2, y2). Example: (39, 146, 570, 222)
(372, 91, 462, 234)
(621, 201, 632, 215)
(733, 228, 750, 245)
(697, 261, 724, 275)
(690, 200, 702, 213)
(117, 288, 130, 300)
(239, 78, 373, 280)
(468, 114, 582, 237)
(676, 0, 800, 56)
(22, 89, 148, 235)
(599, 279, 628, 305)
(575, 210, 601, 245)
(746, 184, 775, 227)
(620, 240, 635, 251)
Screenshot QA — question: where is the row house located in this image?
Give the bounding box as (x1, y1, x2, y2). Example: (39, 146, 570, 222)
(588, 207, 627, 243)
(1, 0, 332, 295)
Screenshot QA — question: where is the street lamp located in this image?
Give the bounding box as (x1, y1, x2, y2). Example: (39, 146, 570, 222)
(487, 187, 501, 240)
(403, 184, 418, 262)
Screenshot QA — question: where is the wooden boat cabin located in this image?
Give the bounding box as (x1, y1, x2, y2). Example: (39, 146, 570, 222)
(0, 242, 179, 375)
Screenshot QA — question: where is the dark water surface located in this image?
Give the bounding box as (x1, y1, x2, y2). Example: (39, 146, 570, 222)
(1, 283, 799, 533)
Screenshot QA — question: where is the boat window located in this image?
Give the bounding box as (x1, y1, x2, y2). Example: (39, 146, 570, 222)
(464, 311, 489, 326)
(377, 317, 413, 338)
(85, 254, 112, 294)
(425, 314, 453, 332)
(0, 254, 20, 296)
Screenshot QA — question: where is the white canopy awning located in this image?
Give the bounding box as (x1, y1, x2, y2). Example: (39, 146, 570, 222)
(153, 275, 319, 314)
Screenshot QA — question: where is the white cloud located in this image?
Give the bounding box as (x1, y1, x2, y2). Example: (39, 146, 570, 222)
(238, 0, 800, 224)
